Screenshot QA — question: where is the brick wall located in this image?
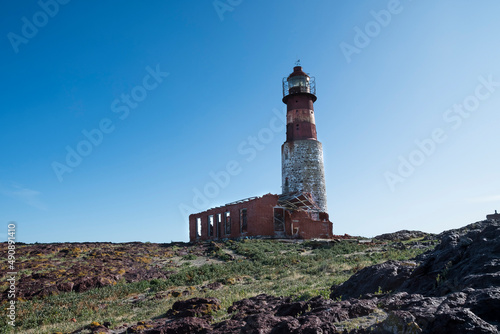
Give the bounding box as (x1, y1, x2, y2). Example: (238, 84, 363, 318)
(189, 193, 333, 241)
(286, 210, 332, 239)
(189, 194, 279, 241)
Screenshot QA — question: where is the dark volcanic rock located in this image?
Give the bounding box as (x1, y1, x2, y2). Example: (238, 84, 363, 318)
(430, 308, 498, 334)
(275, 301, 308, 317)
(167, 297, 221, 318)
(205, 281, 224, 291)
(57, 281, 75, 292)
(0, 241, 174, 301)
(228, 293, 290, 318)
(343, 299, 378, 319)
(148, 317, 212, 334)
(373, 291, 500, 333)
(332, 220, 500, 333)
(74, 277, 99, 292)
(270, 318, 301, 333)
(375, 230, 431, 241)
(330, 260, 416, 300)
(464, 288, 500, 324)
(213, 294, 376, 333)
(294, 315, 338, 333)
(242, 313, 295, 333)
(370, 310, 421, 333)
(400, 221, 500, 296)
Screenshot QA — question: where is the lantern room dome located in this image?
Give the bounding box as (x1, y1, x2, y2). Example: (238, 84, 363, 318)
(288, 66, 308, 78)
(282, 66, 316, 103)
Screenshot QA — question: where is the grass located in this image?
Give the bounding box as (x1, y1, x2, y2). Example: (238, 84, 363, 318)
(0, 238, 434, 334)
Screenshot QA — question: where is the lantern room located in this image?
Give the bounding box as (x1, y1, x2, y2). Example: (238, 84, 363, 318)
(282, 66, 317, 102)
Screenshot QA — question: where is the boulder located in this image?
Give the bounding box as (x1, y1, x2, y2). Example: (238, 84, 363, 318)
(148, 317, 212, 334)
(167, 297, 221, 318)
(330, 261, 416, 300)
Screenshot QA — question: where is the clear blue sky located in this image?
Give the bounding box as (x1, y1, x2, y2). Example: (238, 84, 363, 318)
(1, 0, 499, 243)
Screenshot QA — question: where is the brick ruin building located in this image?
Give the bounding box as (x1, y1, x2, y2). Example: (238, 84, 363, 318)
(189, 65, 333, 241)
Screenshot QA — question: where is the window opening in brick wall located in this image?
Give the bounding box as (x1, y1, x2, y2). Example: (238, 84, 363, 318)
(240, 208, 247, 233)
(224, 211, 231, 235)
(196, 217, 202, 238)
(208, 215, 214, 237)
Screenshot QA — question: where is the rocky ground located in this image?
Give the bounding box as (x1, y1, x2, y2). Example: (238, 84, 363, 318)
(331, 220, 500, 333)
(1, 221, 498, 333)
(0, 235, 357, 304)
(92, 221, 498, 334)
(0, 242, 202, 301)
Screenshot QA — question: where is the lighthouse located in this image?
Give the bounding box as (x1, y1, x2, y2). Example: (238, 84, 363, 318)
(189, 64, 333, 242)
(281, 65, 328, 213)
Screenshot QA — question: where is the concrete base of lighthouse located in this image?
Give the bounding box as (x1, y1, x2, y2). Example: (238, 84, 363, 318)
(281, 140, 328, 212)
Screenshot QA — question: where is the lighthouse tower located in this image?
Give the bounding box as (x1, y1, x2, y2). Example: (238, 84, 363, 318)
(281, 65, 328, 212)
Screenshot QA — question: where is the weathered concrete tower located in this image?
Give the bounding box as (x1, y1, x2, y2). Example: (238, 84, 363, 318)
(281, 65, 328, 212)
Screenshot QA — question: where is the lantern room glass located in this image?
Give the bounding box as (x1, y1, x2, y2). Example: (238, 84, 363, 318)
(288, 75, 310, 93)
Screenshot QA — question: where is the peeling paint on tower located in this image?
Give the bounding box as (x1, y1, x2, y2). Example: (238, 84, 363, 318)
(282, 140, 327, 212)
